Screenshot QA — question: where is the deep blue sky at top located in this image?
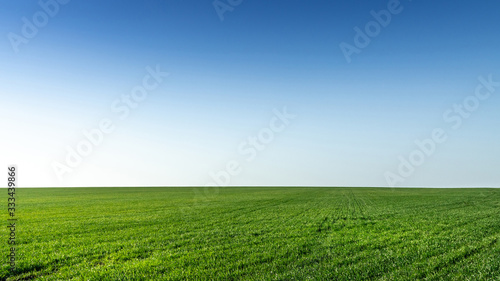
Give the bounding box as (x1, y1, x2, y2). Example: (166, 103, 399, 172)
(2, 1, 499, 105)
(1, 0, 499, 187)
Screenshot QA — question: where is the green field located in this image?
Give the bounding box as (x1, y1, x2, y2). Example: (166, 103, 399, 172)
(2, 187, 500, 280)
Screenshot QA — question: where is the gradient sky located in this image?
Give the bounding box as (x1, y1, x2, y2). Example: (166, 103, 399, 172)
(1, 0, 499, 187)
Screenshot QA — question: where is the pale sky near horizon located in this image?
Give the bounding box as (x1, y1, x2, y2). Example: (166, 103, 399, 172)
(1, 0, 499, 187)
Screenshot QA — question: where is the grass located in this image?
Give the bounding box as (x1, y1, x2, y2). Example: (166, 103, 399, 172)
(1, 187, 500, 280)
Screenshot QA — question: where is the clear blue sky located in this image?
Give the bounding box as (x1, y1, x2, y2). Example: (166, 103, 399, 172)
(1, 0, 499, 187)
